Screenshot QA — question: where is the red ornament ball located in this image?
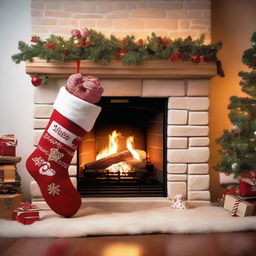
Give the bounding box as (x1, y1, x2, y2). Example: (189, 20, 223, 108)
(191, 55, 201, 63)
(31, 76, 42, 87)
(169, 53, 181, 62)
(84, 40, 91, 48)
(136, 39, 144, 46)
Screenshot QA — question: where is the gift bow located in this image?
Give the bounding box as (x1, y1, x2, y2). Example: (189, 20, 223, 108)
(20, 202, 37, 212)
(0, 134, 17, 146)
(242, 178, 256, 187)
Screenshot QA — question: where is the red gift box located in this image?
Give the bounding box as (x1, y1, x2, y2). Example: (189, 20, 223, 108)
(239, 172, 256, 197)
(13, 202, 39, 225)
(0, 134, 17, 156)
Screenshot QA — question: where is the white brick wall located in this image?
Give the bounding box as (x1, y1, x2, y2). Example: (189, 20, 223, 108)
(31, 0, 211, 42)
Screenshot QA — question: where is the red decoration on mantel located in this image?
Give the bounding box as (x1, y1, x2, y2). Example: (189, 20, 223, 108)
(31, 76, 42, 87)
(117, 49, 127, 58)
(191, 55, 201, 63)
(169, 53, 181, 62)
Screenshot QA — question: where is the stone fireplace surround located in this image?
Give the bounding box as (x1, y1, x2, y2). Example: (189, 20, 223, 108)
(28, 59, 216, 209)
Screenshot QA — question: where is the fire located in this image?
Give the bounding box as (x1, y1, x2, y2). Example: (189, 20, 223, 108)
(126, 136, 140, 160)
(96, 130, 141, 173)
(96, 130, 120, 160)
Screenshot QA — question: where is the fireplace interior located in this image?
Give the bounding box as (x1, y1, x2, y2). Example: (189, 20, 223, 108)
(78, 97, 167, 197)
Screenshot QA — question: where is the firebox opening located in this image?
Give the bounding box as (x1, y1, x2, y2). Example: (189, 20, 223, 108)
(78, 97, 167, 197)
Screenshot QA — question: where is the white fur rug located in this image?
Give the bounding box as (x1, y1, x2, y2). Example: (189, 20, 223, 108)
(0, 202, 256, 237)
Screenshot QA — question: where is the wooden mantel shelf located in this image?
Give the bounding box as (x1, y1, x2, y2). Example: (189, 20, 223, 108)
(26, 58, 217, 79)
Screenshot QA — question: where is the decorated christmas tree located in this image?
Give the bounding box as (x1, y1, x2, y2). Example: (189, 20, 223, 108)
(215, 32, 256, 179)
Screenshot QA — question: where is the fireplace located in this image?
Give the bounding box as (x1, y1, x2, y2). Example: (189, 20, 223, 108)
(78, 97, 167, 197)
(29, 59, 215, 208)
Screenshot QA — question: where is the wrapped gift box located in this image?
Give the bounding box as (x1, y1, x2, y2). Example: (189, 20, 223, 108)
(0, 165, 16, 183)
(0, 193, 22, 219)
(13, 202, 39, 225)
(0, 134, 17, 157)
(240, 172, 256, 197)
(224, 194, 255, 217)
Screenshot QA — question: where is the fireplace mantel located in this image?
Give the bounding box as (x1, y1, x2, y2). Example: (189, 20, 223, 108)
(26, 58, 216, 79)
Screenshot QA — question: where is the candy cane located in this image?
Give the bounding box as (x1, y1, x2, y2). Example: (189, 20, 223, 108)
(230, 198, 241, 216)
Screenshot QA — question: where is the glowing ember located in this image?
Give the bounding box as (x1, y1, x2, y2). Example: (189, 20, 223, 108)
(96, 130, 141, 173)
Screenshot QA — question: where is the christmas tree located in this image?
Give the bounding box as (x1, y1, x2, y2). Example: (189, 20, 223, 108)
(215, 32, 256, 178)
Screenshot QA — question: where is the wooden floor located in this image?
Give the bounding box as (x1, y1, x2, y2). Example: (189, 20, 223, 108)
(0, 232, 255, 256)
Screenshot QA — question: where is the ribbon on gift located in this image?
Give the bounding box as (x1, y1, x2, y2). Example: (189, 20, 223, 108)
(19, 202, 38, 212)
(230, 196, 242, 216)
(0, 134, 17, 146)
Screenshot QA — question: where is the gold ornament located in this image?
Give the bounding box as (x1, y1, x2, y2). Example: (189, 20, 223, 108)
(73, 37, 84, 48)
(48, 183, 61, 196)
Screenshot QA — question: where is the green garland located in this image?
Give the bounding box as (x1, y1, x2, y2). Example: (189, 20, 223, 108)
(12, 29, 222, 66)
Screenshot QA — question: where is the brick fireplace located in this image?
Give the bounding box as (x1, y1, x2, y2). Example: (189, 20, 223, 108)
(29, 59, 215, 208)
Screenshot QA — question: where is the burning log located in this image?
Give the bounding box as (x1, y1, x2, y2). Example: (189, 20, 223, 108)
(83, 150, 133, 170)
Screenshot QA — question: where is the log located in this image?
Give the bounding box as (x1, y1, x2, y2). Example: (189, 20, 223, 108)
(127, 159, 146, 169)
(83, 150, 133, 170)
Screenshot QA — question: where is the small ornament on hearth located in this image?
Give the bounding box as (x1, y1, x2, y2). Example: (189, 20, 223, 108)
(13, 202, 40, 225)
(48, 183, 61, 196)
(171, 194, 189, 209)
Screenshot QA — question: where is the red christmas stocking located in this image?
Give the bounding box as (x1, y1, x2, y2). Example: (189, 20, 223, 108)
(26, 75, 102, 217)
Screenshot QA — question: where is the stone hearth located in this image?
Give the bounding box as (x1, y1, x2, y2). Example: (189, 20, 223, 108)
(28, 59, 216, 208)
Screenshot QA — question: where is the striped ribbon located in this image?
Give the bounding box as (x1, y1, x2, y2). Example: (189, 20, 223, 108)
(230, 197, 241, 217)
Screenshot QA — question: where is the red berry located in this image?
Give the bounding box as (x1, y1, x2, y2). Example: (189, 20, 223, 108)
(31, 76, 42, 87)
(161, 37, 169, 46)
(44, 42, 56, 50)
(169, 53, 181, 62)
(31, 36, 39, 43)
(137, 39, 144, 45)
(84, 41, 91, 48)
(191, 55, 201, 63)
(118, 49, 127, 57)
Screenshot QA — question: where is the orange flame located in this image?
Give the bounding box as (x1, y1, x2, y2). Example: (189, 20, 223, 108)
(96, 130, 120, 160)
(96, 130, 141, 173)
(126, 136, 140, 160)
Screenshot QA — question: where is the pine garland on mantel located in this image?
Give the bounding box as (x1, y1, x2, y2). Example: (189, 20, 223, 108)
(12, 28, 222, 67)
